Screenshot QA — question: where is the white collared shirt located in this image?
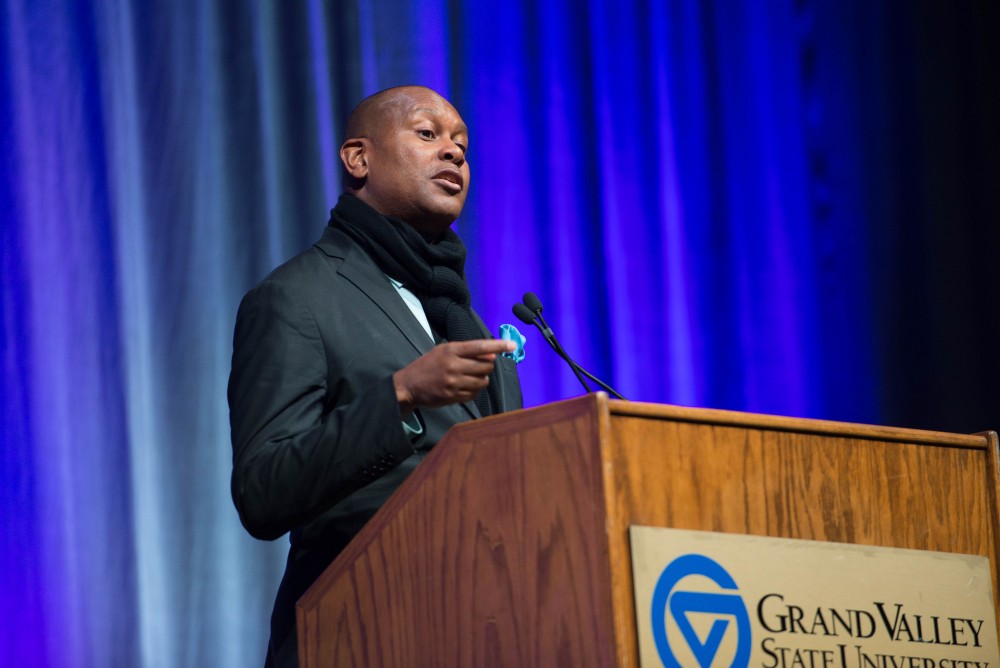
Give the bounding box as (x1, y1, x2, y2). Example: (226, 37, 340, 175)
(386, 275, 433, 342)
(386, 275, 429, 436)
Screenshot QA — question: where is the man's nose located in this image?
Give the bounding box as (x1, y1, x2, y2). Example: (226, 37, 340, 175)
(440, 141, 464, 164)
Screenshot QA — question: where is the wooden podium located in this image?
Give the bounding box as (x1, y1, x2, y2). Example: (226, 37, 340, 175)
(296, 394, 1000, 667)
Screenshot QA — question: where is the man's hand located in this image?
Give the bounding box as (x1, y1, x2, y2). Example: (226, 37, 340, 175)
(393, 339, 517, 414)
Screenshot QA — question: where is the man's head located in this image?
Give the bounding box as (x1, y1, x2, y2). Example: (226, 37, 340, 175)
(340, 86, 470, 239)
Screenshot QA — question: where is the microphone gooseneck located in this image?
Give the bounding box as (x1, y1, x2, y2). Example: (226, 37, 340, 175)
(510, 293, 627, 400)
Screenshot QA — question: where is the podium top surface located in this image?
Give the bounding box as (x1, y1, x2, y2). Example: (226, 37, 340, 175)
(602, 397, 991, 448)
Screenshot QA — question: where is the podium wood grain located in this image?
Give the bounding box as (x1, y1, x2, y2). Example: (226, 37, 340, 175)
(297, 394, 1000, 668)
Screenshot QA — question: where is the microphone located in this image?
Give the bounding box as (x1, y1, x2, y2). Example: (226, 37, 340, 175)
(512, 292, 627, 400)
(522, 292, 544, 317)
(512, 303, 537, 327)
(512, 301, 592, 391)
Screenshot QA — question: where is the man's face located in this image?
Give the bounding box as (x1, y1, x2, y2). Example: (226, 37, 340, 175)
(356, 89, 470, 237)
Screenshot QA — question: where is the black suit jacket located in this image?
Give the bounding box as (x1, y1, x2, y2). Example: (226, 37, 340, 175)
(228, 225, 522, 667)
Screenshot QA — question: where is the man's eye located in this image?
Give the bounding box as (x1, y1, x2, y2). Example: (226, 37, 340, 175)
(418, 129, 434, 139)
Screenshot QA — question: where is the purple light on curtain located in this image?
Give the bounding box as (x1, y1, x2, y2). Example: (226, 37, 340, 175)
(1, 0, 139, 664)
(648, 0, 699, 406)
(535, 0, 600, 400)
(306, 0, 341, 208)
(407, 0, 449, 97)
(457, 0, 631, 406)
(589, 0, 654, 400)
(454, 0, 860, 414)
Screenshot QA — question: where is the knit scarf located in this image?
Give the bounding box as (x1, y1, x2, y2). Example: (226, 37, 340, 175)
(329, 194, 499, 417)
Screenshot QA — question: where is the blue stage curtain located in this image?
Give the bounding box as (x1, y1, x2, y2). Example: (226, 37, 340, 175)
(1, 1, 996, 666)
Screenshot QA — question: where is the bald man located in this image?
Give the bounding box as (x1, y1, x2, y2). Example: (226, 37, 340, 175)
(228, 86, 523, 667)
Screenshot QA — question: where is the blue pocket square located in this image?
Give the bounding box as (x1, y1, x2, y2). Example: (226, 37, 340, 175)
(499, 323, 526, 363)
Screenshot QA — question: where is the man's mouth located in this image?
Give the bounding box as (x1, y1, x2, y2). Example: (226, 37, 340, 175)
(432, 170, 464, 193)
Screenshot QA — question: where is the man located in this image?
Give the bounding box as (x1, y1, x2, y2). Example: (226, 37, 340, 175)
(228, 86, 522, 667)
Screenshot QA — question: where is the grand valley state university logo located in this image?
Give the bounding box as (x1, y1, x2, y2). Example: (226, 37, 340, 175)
(651, 554, 752, 667)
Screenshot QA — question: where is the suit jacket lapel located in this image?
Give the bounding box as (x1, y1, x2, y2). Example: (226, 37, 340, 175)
(316, 226, 482, 420)
(318, 227, 434, 356)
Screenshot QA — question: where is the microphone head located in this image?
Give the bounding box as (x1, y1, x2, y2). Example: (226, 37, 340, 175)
(523, 292, 544, 314)
(512, 303, 537, 325)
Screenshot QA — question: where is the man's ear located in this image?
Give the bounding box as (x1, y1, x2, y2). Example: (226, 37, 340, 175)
(340, 138, 369, 180)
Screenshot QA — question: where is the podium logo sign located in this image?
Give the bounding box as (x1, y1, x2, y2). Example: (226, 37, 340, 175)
(630, 527, 1000, 668)
(650, 554, 752, 667)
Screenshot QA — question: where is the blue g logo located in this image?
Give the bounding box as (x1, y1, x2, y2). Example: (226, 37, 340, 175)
(650, 554, 751, 667)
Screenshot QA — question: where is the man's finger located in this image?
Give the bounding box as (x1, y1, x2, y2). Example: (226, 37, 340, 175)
(454, 358, 497, 375)
(447, 339, 517, 357)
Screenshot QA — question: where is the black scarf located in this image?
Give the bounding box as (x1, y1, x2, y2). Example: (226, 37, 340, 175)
(330, 194, 499, 417)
